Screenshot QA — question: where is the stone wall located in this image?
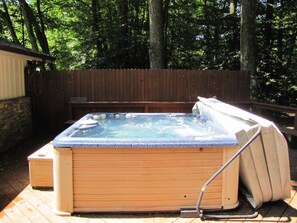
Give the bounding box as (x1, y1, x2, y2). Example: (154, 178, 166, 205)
(0, 97, 32, 152)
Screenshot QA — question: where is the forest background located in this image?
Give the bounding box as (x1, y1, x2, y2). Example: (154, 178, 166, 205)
(0, 0, 296, 106)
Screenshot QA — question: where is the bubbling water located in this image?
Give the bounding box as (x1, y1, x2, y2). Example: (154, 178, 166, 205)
(72, 113, 226, 139)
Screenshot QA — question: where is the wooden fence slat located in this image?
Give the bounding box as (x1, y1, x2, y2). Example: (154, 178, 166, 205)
(26, 69, 250, 133)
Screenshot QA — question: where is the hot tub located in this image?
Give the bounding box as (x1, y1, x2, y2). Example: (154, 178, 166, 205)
(53, 113, 239, 215)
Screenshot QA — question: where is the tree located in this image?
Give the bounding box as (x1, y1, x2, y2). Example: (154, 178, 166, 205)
(36, 0, 50, 55)
(91, 0, 101, 68)
(0, 0, 295, 107)
(240, 0, 256, 76)
(148, 0, 165, 68)
(117, 0, 129, 67)
(253, 0, 297, 105)
(0, 0, 20, 44)
(19, 0, 38, 50)
(18, 0, 53, 69)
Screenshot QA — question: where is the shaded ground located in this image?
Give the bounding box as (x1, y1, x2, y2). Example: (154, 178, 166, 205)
(0, 134, 54, 211)
(0, 134, 54, 173)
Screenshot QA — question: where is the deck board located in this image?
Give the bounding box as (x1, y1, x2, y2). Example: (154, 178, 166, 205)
(0, 139, 297, 223)
(2, 201, 32, 223)
(281, 190, 297, 222)
(0, 185, 296, 223)
(20, 188, 69, 223)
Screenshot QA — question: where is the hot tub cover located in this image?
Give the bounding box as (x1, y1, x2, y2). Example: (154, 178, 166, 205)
(193, 97, 291, 208)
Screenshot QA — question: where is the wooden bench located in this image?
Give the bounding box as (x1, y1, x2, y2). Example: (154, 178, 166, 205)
(251, 102, 297, 147)
(27, 142, 54, 188)
(66, 100, 251, 122)
(277, 126, 297, 137)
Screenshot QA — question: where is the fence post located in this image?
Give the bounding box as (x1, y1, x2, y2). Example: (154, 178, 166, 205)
(292, 111, 297, 148)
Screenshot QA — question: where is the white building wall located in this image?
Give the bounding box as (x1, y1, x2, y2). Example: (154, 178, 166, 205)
(0, 50, 38, 100)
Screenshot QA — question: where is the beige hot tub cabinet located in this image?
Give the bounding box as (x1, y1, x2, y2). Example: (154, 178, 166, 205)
(53, 146, 239, 215)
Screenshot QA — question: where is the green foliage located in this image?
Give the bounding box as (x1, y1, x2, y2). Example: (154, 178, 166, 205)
(253, 0, 297, 106)
(0, 0, 296, 106)
(167, 0, 240, 70)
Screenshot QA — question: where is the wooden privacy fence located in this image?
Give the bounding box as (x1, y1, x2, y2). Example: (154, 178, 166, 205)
(25, 69, 250, 133)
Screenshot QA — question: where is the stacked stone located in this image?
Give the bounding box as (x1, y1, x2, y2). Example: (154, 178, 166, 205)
(0, 97, 32, 152)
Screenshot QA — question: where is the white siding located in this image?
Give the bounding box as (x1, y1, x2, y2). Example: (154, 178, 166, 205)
(0, 50, 40, 100)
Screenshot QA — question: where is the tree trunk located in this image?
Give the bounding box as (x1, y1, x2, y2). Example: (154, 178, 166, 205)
(240, 0, 256, 75)
(148, 0, 165, 69)
(230, 2, 239, 53)
(287, 24, 297, 68)
(265, 0, 274, 46)
(36, 0, 50, 54)
(163, 0, 169, 65)
(25, 1, 48, 54)
(203, 0, 212, 68)
(230, 0, 235, 14)
(92, 0, 101, 68)
(19, 0, 38, 51)
(1, 0, 20, 44)
(276, 0, 283, 70)
(118, 0, 129, 67)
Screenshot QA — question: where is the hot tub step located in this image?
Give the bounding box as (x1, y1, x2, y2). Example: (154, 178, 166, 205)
(27, 142, 54, 188)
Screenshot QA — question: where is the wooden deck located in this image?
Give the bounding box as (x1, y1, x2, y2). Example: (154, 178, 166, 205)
(1, 137, 297, 223)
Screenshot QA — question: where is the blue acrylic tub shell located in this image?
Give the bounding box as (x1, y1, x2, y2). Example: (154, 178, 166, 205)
(53, 113, 238, 148)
